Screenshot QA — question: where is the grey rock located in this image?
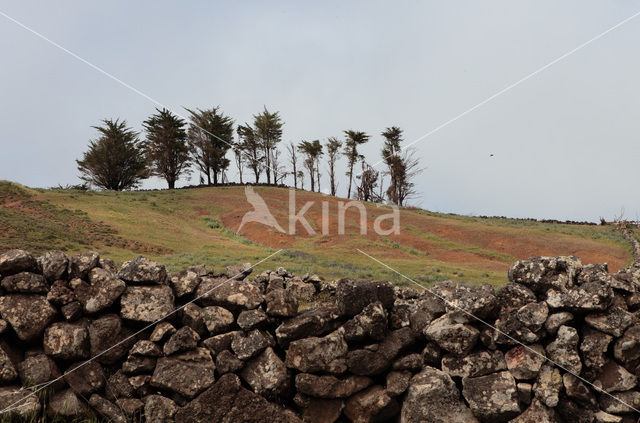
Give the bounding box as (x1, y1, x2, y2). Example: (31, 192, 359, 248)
(424, 312, 479, 356)
(336, 279, 395, 316)
(129, 340, 162, 357)
(0, 250, 38, 276)
(432, 281, 497, 319)
(164, 326, 200, 355)
(545, 325, 582, 374)
(343, 301, 388, 342)
(544, 312, 573, 335)
(614, 323, 640, 363)
(286, 278, 316, 301)
(442, 349, 507, 378)
(240, 347, 288, 398)
(598, 390, 640, 415)
(505, 344, 545, 380)
(266, 288, 298, 317)
(516, 301, 548, 332)
(225, 262, 253, 280)
(231, 329, 275, 360)
(43, 322, 90, 360)
(73, 268, 126, 314)
(462, 370, 520, 422)
(120, 285, 174, 322)
(151, 347, 216, 398)
(509, 399, 561, 423)
(563, 373, 596, 405)
(594, 361, 637, 393)
(533, 364, 562, 407)
(202, 305, 235, 334)
(0, 386, 41, 418)
(117, 255, 167, 284)
(215, 350, 244, 374)
(105, 370, 135, 400)
(295, 373, 372, 399)
(47, 280, 75, 306)
(196, 277, 263, 310)
(170, 268, 201, 297)
(285, 330, 348, 374)
(149, 321, 176, 342)
(344, 385, 399, 423)
(88, 394, 127, 423)
(69, 252, 100, 280)
(237, 308, 269, 330)
(0, 294, 57, 341)
(400, 366, 479, 423)
(347, 327, 415, 376)
(144, 395, 178, 423)
(1, 272, 48, 294)
(41, 250, 69, 281)
(580, 327, 613, 370)
(275, 305, 341, 347)
(545, 281, 613, 312)
(585, 306, 636, 337)
(508, 256, 581, 293)
(202, 330, 242, 354)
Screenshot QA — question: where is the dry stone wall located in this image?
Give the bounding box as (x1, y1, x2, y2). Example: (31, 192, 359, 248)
(1, 249, 640, 422)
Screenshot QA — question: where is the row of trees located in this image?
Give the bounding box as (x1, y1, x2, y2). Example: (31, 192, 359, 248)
(76, 107, 421, 206)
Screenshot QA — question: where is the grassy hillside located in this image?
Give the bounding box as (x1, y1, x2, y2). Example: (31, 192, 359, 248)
(0, 181, 632, 286)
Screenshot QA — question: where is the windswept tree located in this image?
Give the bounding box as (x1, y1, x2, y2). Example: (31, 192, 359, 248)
(233, 145, 244, 184)
(356, 158, 379, 202)
(343, 130, 370, 199)
(237, 124, 263, 183)
(253, 107, 283, 184)
(298, 140, 323, 192)
(325, 137, 342, 196)
(287, 142, 298, 189)
(391, 149, 422, 206)
(381, 126, 403, 204)
(77, 119, 147, 190)
(142, 108, 190, 189)
(186, 107, 234, 185)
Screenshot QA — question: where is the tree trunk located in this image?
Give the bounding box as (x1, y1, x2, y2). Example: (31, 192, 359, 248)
(206, 170, 212, 186)
(347, 162, 354, 199)
(168, 179, 175, 189)
(213, 171, 218, 185)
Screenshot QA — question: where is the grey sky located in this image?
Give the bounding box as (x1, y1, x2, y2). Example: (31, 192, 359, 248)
(1, 1, 640, 222)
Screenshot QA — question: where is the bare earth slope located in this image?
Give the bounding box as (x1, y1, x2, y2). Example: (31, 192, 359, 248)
(0, 181, 631, 285)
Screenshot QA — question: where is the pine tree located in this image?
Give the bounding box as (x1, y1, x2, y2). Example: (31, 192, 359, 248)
(186, 107, 234, 185)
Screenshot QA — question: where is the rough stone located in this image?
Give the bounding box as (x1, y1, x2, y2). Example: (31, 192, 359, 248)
(164, 326, 200, 355)
(614, 323, 640, 363)
(237, 308, 269, 330)
(295, 373, 372, 398)
(170, 268, 201, 297)
(1, 272, 48, 293)
(400, 366, 478, 423)
(89, 314, 134, 364)
(432, 281, 497, 319)
(196, 277, 263, 310)
(151, 347, 216, 398)
(441, 349, 507, 378)
(69, 252, 100, 280)
(266, 288, 298, 317)
(0, 386, 41, 418)
(105, 370, 135, 400)
(336, 279, 395, 316)
(545, 281, 613, 312)
(0, 249, 38, 276)
(240, 347, 288, 398)
(505, 344, 545, 380)
(344, 385, 399, 423)
(509, 399, 561, 423)
(215, 350, 244, 374)
(47, 280, 75, 306)
(120, 285, 174, 322)
(598, 390, 640, 415)
(116, 397, 144, 418)
(386, 370, 411, 396)
(462, 371, 520, 422)
(294, 395, 343, 423)
(64, 361, 105, 396)
(285, 330, 348, 374)
(0, 346, 17, 385)
(231, 329, 275, 360)
(533, 364, 563, 408)
(41, 251, 69, 281)
(117, 255, 167, 284)
(516, 301, 549, 331)
(424, 312, 479, 356)
(508, 256, 581, 293)
(0, 294, 57, 341)
(202, 330, 242, 354)
(286, 278, 316, 301)
(150, 321, 176, 342)
(88, 394, 127, 423)
(544, 311, 573, 335)
(594, 361, 637, 393)
(46, 389, 88, 418)
(61, 301, 82, 321)
(275, 305, 340, 347)
(585, 307, 636, 337)
(43, 322, 90, 360)
(563, 373, 596, 405)
(581, 327, 613, 370)
(545, 325, 582, 374)
(74, 267, 126, 313)
(144, 395, 178, 423)
(343, 301, 387, 342)
(202, 305, 235, 334)
(18, 353, 60, 388)
(347, 327, 415, 375)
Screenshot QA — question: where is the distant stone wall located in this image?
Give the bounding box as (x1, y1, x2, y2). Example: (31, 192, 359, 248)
(0, 250, 640, 422)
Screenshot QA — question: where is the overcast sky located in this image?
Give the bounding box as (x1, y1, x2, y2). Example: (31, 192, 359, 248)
(1, 1, 640, 221)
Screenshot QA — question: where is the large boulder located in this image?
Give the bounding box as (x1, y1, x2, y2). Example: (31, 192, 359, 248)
(74, 267, 126, 314)
(285, 330, 348, 374)
(400, 367, 478, 423)
(151, 347, 216, 398)
(0, 294, 57, 341)
(175, 373, 302, 423)
(335, 279, 395, 316)
(462, 371, 520, 422)
(0, 250, 38, 276)
(196, 277, 263, 310)
(508, 256, 581, 293)
(120, 285, 174, 323)
(117, 256, 167, 284)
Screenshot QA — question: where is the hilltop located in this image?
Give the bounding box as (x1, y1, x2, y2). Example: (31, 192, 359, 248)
(0, 180, 633, 285)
